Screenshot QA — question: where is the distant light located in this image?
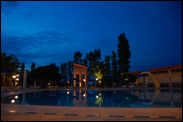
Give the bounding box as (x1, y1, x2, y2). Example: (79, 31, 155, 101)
(83, 79, 85, 81)
(16, 74, 19, 77)
(67, 91, 69, 94)
(126, 97, 129, 99)
(96, 95, 98, 98)
(99, 80, 101, 83)
(15, 96, 18, 99)
(96, 78, 98, 80)
(11, 100, 15, 103)
(16, 78, 19, 81)
(67, 81, 69, 83)
(10, 111, 16, 113)
(99, 93, 102, 96)
(125, 78, 128, 81)
(83, 94, 85, 97)
(12, 75, 16, 78)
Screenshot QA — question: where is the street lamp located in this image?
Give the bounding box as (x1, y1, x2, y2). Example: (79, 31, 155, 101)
(12, 75, 16, 86)
(16, 78, 19, 86)
(67, 81, 69, 87)
(83, 79, 85, 87)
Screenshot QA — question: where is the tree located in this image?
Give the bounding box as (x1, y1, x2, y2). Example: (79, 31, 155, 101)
(1, 52, 21, 86)
(121, 73, 136, 88)
(30, 63, 60, 88)
(104, 55, 110, 77)
(117, 33, 131, 73)
(31, 62, 35, 72)
(111, 50, 118, 76)
(73, 51, 82, 64)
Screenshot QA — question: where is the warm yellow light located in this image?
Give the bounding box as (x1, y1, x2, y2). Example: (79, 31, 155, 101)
(16, 74, 19, 77)
(96, 95, 98, 98)
(11, 100, 15, 103)
(67, 81, 69, 83)
(10, 111, 16, 113)
(83, 94, 85, 97)
(67, 91, 69, 94)
(96, 78, 98, 80)
(15, 96, 18, 99)
(16, 78, 19, 81)
(13, 75, 16, 78)
(83, 79, 85, 81)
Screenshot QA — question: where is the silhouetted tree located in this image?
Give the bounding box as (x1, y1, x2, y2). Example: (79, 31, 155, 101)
(117, 33, 131, 73)
(31, 62, 35, 72)
(111, 50, 118, 76)
(104, 55, 111, 77)
(73, 51, 82, 64)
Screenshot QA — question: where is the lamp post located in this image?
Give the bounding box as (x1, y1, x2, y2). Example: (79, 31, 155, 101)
(67, 81, 69, 87)
(96, 78, 98, 87)
(83, 79, 85, 87)
(16, 78, 19, 86)
(12, 75, 16, 86)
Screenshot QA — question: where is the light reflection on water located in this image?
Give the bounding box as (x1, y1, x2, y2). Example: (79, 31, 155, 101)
(1, 89, 182, 108)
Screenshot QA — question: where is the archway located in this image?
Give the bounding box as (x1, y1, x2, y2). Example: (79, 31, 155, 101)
(135, 71, 160, 87)
(73, 63, 88, 87)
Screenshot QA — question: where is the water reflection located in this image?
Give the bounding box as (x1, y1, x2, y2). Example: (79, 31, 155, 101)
(1, 89, 182, 108)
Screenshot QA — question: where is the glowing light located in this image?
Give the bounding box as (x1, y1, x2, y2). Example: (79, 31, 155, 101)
(67, 81, 69, 83)
(96, 78, 98, 80)
(96, 95, 98, 98)
(11, 100, 15, 103)
(15, 96, 18, 99)
(67, 91, 69, 94)
(99, 93, 102, 96)
(83, 79, 85, 81)
(10, 111, 16, 113)
(16, 74, 19, 77)
(99, 80, 101, 83)
(12, 75, 16, 78)
(126, 97, 129, 99)
(125, 78, 128, 81)
(16, 78, 19, 81)
(83, 94, 85, 97)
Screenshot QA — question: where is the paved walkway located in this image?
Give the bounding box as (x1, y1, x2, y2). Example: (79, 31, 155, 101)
(1, 87, 182, 121)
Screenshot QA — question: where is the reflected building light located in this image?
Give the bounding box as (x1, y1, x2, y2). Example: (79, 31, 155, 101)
(11, 100, 15, 103)
(15, 96, 18, 99)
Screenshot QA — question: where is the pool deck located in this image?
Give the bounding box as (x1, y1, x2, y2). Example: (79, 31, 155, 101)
(1, 87, 182, 121)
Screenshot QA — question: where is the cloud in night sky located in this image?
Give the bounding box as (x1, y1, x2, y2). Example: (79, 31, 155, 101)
(1, 1, 182, 72)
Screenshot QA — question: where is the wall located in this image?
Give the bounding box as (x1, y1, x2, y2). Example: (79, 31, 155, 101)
(138, 70, 182, 83)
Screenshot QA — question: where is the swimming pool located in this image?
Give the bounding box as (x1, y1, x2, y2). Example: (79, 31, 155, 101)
(1, 89, 182, 108)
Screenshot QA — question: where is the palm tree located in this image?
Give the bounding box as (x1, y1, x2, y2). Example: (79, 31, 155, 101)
(1, 52, 22, 86)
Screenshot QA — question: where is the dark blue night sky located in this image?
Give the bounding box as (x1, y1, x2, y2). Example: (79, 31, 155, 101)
(1, 1, 182, 72)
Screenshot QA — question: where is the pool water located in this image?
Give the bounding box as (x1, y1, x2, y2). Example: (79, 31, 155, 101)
(1, 89, 182, 108)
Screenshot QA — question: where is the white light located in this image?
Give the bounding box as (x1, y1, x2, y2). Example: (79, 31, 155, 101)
(11, 100, 15, 103)
(83, 79, 85, 81)
(13, 75, 16, 78)
(15, 96, 18, 99)
(16, 78, 19, 81)
(67, 91, 69, 94)
(83, 94, 85, 97)
(96, 78, 98, 80)
(96, 95, 98, 98)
